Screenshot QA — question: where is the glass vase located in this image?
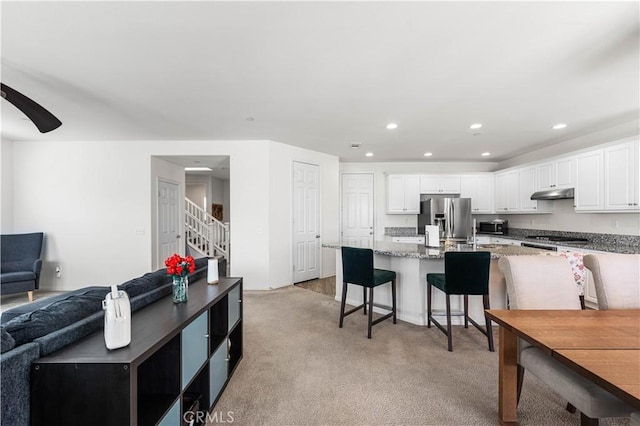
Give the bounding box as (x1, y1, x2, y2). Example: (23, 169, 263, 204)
(172, 275, 188, 304)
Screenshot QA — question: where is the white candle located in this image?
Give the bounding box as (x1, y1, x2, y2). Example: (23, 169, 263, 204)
(207, 258, 219, 284)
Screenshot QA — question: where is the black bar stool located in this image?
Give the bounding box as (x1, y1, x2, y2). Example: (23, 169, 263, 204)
(426, 251, 494, 352)
(339, 247, 397, 338)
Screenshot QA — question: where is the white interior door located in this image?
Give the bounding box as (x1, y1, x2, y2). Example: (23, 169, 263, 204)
(158, 179, 181, 265)
(293, 162, 320, 283)
(341, 173, 374, 247)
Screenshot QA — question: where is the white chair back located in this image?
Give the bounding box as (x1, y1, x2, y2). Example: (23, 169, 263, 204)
(498, 255, 582, 310)
(584, 254, 640, 310)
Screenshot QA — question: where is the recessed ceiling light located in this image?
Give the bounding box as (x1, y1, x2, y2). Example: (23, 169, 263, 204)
(185, 167, 213, 171)
(365, 152, 374, 157)
(469, 123, 483, 130)
(350, 143, 361, 149)
(552, 123, 567, 130)
(424, 152, 433, 157)
(386, 123, 398, 130)
(481, 152, 491, 157)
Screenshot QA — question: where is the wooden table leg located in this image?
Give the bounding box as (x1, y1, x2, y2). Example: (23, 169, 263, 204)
(499, 326, 518, 425)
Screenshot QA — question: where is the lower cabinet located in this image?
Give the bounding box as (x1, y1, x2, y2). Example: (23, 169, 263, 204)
(31, 278, 243, 426)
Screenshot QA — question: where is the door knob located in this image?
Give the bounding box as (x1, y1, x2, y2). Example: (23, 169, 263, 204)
(176, 235, 181, 239)
(315, 235, 320, 238)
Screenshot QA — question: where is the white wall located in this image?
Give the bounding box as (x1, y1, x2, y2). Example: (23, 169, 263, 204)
(340, 162, 498, 237)
(268, 141, 340, 287)
(9, 139, 339, 291)
(186, 183, 206, 208)
(1, 138, 13, 233)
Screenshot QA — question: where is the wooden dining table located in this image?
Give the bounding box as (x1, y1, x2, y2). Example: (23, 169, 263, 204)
(485, 309, 640, 425)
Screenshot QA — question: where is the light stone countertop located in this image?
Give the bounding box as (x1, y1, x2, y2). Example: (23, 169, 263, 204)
(322, 240, 547, 259)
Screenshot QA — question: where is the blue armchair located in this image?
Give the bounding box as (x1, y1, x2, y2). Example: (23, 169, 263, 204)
(1, 233, 44, 302)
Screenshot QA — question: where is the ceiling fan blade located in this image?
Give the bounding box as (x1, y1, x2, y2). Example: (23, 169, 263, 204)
(1, 83, 62, 133)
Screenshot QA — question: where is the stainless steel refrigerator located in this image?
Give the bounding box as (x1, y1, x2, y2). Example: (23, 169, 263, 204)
(417, 197, 472, 241)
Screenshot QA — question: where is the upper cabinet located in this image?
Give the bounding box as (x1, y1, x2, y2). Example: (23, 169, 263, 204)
(387, 174, 420, 214)
(494, 167, 551, 214)
(536, 157, 574, 190)
(575, 138, 639, 212)
(419, 175, 461, 194)
(460, 174, 494, 213)
(604, 140, 639, 211)
(519, 166, 539, 212)
(494, 170, 519, 212)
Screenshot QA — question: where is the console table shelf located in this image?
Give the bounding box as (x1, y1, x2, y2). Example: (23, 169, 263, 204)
(31, 277, 243, 426)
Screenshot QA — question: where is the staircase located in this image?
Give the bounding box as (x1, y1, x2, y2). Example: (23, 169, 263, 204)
(185, 198, 229, 260)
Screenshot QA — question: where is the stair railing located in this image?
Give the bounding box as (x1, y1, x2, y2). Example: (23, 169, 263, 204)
(185, 198, 229, 260)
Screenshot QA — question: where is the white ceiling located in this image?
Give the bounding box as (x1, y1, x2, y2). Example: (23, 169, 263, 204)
(1, 1, 638, 163)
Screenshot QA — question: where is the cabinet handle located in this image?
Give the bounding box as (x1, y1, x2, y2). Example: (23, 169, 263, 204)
(204, 334, 210, 338)
(238, 299, 242, 303)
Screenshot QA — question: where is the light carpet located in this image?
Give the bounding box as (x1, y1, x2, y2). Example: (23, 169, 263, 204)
(212, 285, 630, 425)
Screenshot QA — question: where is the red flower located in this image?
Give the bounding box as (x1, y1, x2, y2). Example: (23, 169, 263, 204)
(164, 253, 196, 278)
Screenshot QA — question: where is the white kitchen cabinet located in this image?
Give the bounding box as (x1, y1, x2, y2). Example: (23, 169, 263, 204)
(519, 166, 539, 212)
(494, 170, 519, 212)
(574, 149, 605, 211)
(536, 157, 574, 190)
(387, 174, 420, 214)
(419, 175, 461, 194)
(604, 140, 639, 211)
(460, 174, 494, 213)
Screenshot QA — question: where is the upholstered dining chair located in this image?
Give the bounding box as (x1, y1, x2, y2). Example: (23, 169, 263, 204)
(499, 255, 635, 426)
(339, 247, 397, 339)
(583, 253, 640, 310)
(426, 251, 494, 352)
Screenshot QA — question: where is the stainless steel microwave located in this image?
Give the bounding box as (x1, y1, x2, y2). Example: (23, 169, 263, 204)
(478, 221, 508, 235)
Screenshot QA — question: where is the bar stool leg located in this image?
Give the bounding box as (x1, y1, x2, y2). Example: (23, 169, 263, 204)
(483, 294, 494, 352)
(363, 286, 367, 315)
(426, 281, 432, 328)
(464, 294, 469, 328)
(445, 294, 453, 351)
(339, 282, 348, 328)
(367, 287, 374, 339)
(391, 279, 397, 324)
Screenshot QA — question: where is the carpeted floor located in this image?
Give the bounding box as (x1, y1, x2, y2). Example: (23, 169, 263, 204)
(212, 285, 630, 426)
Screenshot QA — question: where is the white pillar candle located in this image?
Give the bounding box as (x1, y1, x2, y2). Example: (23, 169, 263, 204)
(207, 257, 219, 284)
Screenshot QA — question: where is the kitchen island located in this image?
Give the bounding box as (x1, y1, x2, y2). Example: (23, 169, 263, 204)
(322, 241, 547, 326)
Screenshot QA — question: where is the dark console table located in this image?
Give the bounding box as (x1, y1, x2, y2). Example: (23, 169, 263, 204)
(31, 277, 243, 426)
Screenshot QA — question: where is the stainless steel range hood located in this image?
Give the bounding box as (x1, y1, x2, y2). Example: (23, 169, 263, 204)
(530, 187, 575, 200)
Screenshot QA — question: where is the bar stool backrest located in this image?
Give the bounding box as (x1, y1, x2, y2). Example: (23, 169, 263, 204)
(341, 247, 374, 287)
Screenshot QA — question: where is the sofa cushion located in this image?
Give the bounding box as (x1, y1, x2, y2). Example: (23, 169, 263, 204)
(1, 286, 108, 324)
(1, 271, 35, 284)
(3, 289, 108, 346)
(0, 327, 15, 353)
(119, 269, 168, 298)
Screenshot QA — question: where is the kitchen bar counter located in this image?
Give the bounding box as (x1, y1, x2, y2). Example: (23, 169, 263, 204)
(383, 227, 640, 254)
(323, 241, 549, 327)
(322, 240, 547, 259)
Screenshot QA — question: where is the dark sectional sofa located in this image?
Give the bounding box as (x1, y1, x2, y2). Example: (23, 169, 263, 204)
(0, 256, 226, 426)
